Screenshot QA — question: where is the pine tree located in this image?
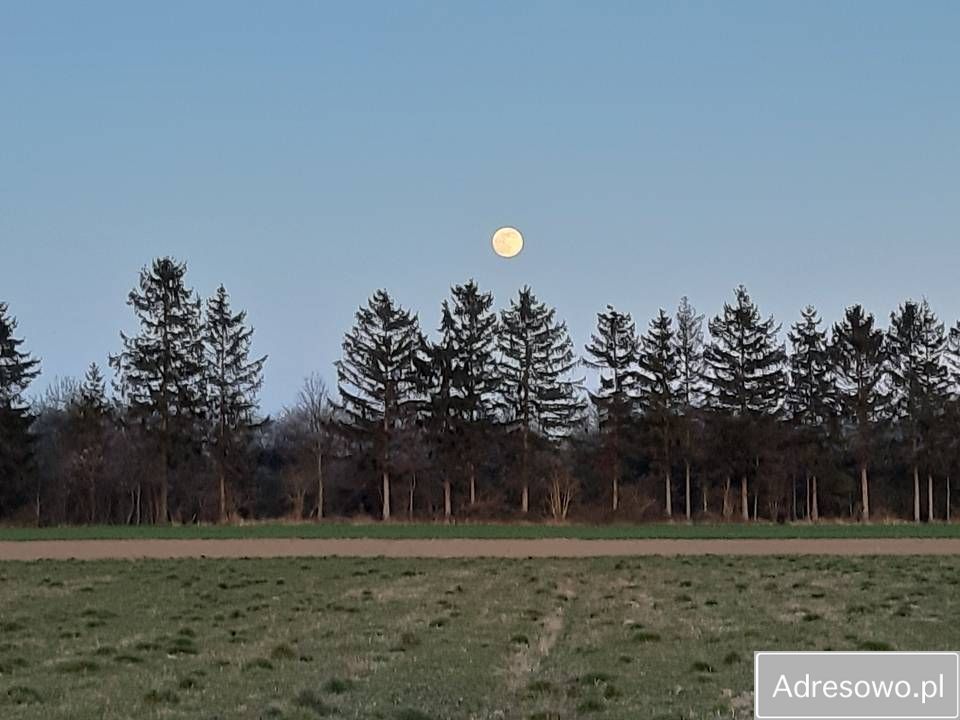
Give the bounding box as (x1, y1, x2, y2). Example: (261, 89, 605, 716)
(831, 304, 886, 522)
(336, 289, 422, 520)
(442, 280, 501, 507)
(886, 300, 948, 521)
(787, 306, 835, 521)
(673, 297, 704, 519)
(0, 302, 41, 517)
(110, 257, 205, 523)
(204, 285, 267, 523)
(584, 305, 639, 512)
(704, 286, 786, 520)
(638, 309, 679, 517)
(499, 287, 585, 513)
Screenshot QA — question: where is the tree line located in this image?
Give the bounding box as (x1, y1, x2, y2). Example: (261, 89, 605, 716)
(3, 256, 960, 525)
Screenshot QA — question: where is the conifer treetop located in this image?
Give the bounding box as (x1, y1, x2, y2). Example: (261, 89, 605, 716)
(704, 285, 786, 416)
(499, 286, 585, 439)
(0, 301, 41, 409)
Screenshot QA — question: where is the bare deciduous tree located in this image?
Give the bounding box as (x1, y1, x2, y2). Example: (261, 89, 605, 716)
(295, 374, 335, 520)
(545, 463, 578, 521)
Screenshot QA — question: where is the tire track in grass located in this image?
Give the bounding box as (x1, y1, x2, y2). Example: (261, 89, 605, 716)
(506, 576, 576, 710)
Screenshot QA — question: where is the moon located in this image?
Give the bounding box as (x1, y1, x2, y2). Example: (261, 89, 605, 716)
(492, 227, 524, 258)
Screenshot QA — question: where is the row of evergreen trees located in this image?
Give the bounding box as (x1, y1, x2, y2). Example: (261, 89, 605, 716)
(334, 282, 960, 523)
(4, 256, 960, 524)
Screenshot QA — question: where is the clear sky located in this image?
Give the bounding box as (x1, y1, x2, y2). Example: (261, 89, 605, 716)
(2, 1, 958, 411)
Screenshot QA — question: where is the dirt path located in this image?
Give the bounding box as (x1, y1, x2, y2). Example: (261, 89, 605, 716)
(3, 537, 960, 560)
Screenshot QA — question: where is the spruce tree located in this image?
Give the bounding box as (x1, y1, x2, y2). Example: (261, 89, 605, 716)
(638, 309, 679, 517)
(442, 280, 501, 507)
(886, 301, 921, 520)
(673, 296, 704, 519)
(704, 286, 786, 520)
(77, 363, 109, 414)
(787, 306, 835, 520)
(66, 363, 111, 522)
(204, 285, 267, 523)
(499, 286, 585, 513)
(886, 300, 948, 521)
(0, 302, 41, 517)
(336, 289, 422, 520)
(831, 304, 886, 522)
(584, 305, 639, 511)
(111, 257, 205, 523)
(419, 322, 456, 518)
(915, 301, 949, 520)
(945, 324, 960, 518)
(947, 322, 960, 387)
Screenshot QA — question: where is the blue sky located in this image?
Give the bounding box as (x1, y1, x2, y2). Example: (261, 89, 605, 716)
(2, 1, 958, 411)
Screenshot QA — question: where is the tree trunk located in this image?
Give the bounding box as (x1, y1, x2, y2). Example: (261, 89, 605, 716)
(611, 470, 620, 512)
(382, 412, 391, 521)
(740, 476, 749, 521)
(382, 470, 391, 521)
(136, 481, 142, 525)
(664, 472, 672, 517)
(684, 460, 691, 521)
(811, 476, 819, 522)
(408, 474, 415, 519)
(612, 469, 619, 512)
(913, 465, 920, 523)
(612, 430, 621, 512)
(791, 475, 797, 521)
(722, 477, 731, 518)
(702, 480, 708, 515)
(521, 427, 529, 513)
(316, 448, 324, 521)
(948, 475, 952, 523)
(805, 475, 811, 520)
(468, 463, 476, 506)
(860, 466, 869, 522)
(218, 468, 227, 524)
(158, 445, 168, 524)
(443, 479, 452, 519)
(928, 474, 934, 522)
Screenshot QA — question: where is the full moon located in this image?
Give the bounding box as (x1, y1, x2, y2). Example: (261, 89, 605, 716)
(491, 227, 524, 258)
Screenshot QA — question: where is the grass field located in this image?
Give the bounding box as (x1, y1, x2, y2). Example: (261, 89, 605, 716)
(1, 555, 958, 719)
(3, 521, 960, 542)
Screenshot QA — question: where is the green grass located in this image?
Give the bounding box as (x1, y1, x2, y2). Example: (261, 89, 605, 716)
(3, 520, 960, 541)
(0, 555, 958, 719)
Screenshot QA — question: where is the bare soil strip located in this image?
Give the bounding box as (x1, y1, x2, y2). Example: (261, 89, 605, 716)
(3, 537, 960, 560)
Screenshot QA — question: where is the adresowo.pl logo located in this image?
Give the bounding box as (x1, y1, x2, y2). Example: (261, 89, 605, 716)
(755, 652, 960, 720)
